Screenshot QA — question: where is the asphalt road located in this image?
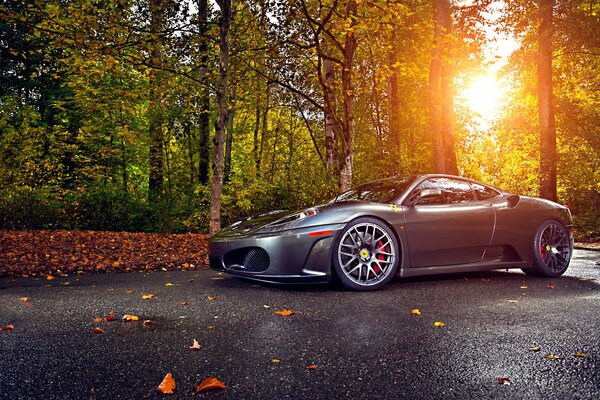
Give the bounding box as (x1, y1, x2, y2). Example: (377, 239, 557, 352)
(1, 250, 599, 400)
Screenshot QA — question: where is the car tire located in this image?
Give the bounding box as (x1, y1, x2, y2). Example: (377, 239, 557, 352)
(521, 219, 572, 278)
(332, 217, 399, 291)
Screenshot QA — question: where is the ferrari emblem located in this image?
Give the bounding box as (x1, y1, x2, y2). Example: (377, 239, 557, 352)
(545, 245, 551, 251)
(390, 205, 398, 212)
(360, 249, 370, 259)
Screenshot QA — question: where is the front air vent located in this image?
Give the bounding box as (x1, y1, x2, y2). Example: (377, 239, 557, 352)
(223, 247, 270, 272)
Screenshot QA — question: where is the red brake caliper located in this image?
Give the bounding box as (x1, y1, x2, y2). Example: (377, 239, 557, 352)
(540, 245, 546, 259)
(374, 240, 385, 274)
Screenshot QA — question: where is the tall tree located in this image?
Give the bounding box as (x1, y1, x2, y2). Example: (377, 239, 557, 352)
(197, 0, 211, 185)
(148, 0, 164, 201)
(538, 0, 557, 201)
(209, 0, 232, 235)
(429, 0, 457, 174)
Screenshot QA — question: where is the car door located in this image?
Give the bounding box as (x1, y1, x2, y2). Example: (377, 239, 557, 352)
(403, 177, 495, 268)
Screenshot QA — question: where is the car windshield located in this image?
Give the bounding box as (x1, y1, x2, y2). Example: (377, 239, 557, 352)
(333, 175, 417, 204)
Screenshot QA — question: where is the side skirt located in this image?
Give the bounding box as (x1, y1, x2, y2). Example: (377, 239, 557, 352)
(399, 261, 530, 278)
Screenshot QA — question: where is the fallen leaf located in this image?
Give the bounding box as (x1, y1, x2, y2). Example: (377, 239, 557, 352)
(574, 352, 588, 357)
(141, 293, 156, 299)
(165, 283, 174, 287)
(520, 285, 528, 289)
(46, 275, 55, 281)
(122, 314, 139, 321)
(188, 279, 194, 283)
(307, 365, 317, 369)
(207, 296, 216, 301)
(263, 305, 271, 309)
(207, 325, 216, 329)
(546, 285, 556, 289)
(275, 309, 294, 316)
(434, 321, 445, 328)
(93, 317, 103, 323)
(19, 297, 29, 302)
(179, 302, 190, 305)
(155, 373, 176, 395)
(271, 359, 281, 363)
(577, 277, 597, 281)
(507, 300, 519, 303)
(143, 320, 153, 326)
(496, 377, 512, 385)
(209, 277, 224, 280)
(193, 377, 226, 393)
(189, 339, 202, 350)
(410, 309, 421, 316)
(105, 310, 115, 321)
(126, 290, 134, 294)
(93, 327, 105, 334)
(544, 354, 560, 359)
(0, 324, 15, 331)
(528, 346, 542, 352)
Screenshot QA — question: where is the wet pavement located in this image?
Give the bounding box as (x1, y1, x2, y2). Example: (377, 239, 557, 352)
(1, 250, 599, 399)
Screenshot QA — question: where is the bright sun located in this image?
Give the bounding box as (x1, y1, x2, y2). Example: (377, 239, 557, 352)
(460, 75, 506, 128)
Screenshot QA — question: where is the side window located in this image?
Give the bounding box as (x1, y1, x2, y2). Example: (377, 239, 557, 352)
(471, 183, 500, 200)
(414, 178, 474, 205)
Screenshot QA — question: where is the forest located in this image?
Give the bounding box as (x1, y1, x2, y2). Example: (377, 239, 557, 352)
(0, 0, 598, 240)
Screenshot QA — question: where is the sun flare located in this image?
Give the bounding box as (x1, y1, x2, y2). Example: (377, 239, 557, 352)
(460, 75, 506, 127)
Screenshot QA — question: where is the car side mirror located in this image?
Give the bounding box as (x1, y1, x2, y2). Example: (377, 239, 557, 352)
(407, 188, 443, 206)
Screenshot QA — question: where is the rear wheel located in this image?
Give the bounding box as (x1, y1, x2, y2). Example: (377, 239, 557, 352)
(522, 219, 572, 277)
(332, 217, 399, 291)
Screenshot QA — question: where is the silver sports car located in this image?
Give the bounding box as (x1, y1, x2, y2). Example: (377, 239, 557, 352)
(208, 174, 574, 291)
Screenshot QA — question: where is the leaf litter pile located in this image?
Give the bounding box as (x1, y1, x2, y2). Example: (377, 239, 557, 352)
(0, 230, 208, 277)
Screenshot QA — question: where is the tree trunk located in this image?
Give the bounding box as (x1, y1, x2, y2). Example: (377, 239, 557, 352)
(338, 0, 357, 193)
(323, 57, 338, 178)
(429, 0, 446, 174)
(197, 0, 210, 185)
(388, 30, 401, 171)
(538, 0, 557, 201)
(440, 0, 457, 175)
(148, 0, 163, 201)
(224, 83, 236, 181)
(209, 0, 231, 235)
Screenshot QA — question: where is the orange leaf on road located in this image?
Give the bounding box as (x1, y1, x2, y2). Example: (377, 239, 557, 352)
(546, 285, 556, 289)
(122, 314, 140, 321)
(46, 275, 55, 281)
(141, 293, 156, 299)
(275, 309, 295, 316)
(307, 365, 317, 369)
(410, 309, 421, 316)
(189, 339, 202, 350)
(207, 296, 216, 301)
(105, 310, 115, 321)
(194, 377, 226, 393)
(93, 317, 103, 323)
(156, 373, 176, 395)
(19, 297, 29, 302)
(0, 324, 15, 331)
(93, 327, 105, 334)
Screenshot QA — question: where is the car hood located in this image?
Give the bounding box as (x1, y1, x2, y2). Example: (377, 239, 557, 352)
(215, 209, 297, 237)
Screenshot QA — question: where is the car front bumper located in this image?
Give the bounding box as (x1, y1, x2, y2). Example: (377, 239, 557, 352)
(208, 224, 345, 284)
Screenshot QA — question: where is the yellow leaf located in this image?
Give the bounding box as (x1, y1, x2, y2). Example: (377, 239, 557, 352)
(141, 293, 156, 299)
(193, 377, 226, 393)
(434, 321, 445, 328)
(271, 359, 281, 363)
(275, 309, 294, 316)
(528, 346, 541, 352)
(122, 314, 139, 321)
(574, 352, 588, 357)
(190, 339, 202, 350)
(155, 372, 176, 395)
(544, 354, 560, 359)
(19, 297, 29, 302)
(165, 283, 174, 287)
(207, 296, 216, 301)
(410, 309, 421, 316)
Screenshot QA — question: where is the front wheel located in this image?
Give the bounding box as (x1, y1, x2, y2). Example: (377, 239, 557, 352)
(332, 217, 399, 291)
(522, 219, 572, 278)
